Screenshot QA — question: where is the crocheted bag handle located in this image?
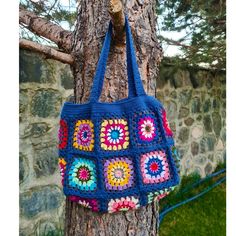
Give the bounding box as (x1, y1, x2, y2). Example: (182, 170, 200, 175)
(89, 16, 146, 102)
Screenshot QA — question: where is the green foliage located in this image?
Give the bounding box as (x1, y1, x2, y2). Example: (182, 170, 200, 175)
(159, 162, 226, 235)
(157, 0, 226, 69)
(159, 183, 226, 236)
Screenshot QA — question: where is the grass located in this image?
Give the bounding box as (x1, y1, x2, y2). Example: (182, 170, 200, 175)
(159, 164, 226, 236)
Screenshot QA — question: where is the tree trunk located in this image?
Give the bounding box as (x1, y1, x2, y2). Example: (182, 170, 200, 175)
(65, 1, 162, 235)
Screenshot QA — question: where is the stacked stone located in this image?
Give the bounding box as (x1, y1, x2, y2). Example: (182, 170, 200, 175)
(20, 50, 74, 236)
(157, 65, 226, 177)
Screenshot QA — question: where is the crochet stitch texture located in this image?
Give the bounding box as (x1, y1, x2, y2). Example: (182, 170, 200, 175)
(58, 16, 180, 213)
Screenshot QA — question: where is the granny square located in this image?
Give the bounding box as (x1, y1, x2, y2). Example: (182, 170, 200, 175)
(100, 119, 129, 151)
(68, 157, 97, 191)
(140, 150, 170, 184)
(103, 157, 134, 191)
(73, 120, 94, 151)
(107, 196, 140, 213)
(68, 196, 99, 212)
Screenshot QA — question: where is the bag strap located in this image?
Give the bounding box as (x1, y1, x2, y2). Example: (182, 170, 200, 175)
(89, 16, 146, 103)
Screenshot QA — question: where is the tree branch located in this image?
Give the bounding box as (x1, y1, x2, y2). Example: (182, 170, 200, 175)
(19, 6, 73, 52)
(108, 0, 125, 44)
(20, 39, 74, 65)
(160, 36, 194, 50)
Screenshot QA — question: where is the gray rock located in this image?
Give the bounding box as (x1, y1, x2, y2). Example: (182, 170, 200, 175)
(191, 142, 199, 156)
(178, 127, 190, 143)
(60, 67, 74, 89)
(184, 117, 194, 126)
(165, 100, 177, 121)
(19, 90, 29, 114)
(212, 112, 222, 137)
(169, 122, 176, 133)
(179, 90, 192, 106)
(200, 138, 207, 153)
(19, 153, 29, 184)
(172, 69, 184, 88)
(20, 185, 63, 218)
(20, 50, 57, 84)
(178, 106, 190, 119)
(212, 98, 220, 110)
(31, 89, 62, 118)
(203, 99, 211, 113)
(191, 126, 203, 139)
(31, 123, 51, 138)
(170, 91, 177, 99)
(205, 163, 213, 175)
(191, 97, 201, 113)
(21, 122, 51, 138)
(196, 115, 202, 121)
(164, 89, 170, 96)
(20, 50, 42, 83)
(37, 221, 58, 236)
(200, 136, 216, 153)
(203, 115, 212, 132)
(221, 128, 226, 142)
(19, 228, 30, 236)
(176, 145, 188, 159)
(156, 91, 164, 102)
(207, 135, 216, 151)
(195, 155, 207, 165)
(33, 147, 58, 178)
(208, 154, 214, 162)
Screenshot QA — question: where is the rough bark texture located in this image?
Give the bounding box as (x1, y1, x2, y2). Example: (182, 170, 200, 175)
(65, 1, 163, 235)
(19, 39, 74, 64)
(19, 6, 73, 52)
(65, 199, 159, 236)
(71, 0, 162, 104)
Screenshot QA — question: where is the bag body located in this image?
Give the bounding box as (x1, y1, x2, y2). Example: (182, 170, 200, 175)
(58, 16, 180, 213)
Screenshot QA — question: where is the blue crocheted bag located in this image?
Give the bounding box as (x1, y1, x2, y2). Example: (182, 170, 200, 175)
(58, 16, 180, 213)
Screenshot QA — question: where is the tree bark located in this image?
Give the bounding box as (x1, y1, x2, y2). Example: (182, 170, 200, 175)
(19, 39, 74, 64)
(65, 1, 162, 235)
(19, 6, 73, 52)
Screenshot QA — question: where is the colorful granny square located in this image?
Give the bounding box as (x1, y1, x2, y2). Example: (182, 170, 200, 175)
(68, 158, 97, 191)
(108, 196, 140, 213)
(68, 196, 99, 212)
(104, 157, 134, 191)
(58, 158, 66, 185)
(73, 120, 94, 151)
(58, 119, 68, 149)
(161, 109, 173, 137)
(140, 150, 170, 184)
(138, 115, 157, 141)
(100, 119, 129, 151)
(147, 187, 175, 203)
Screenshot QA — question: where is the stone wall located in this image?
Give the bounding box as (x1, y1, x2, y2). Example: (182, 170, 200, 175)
(157, 64, 226, 177)
(19, 50, 226, 235)
(20, 50, 74, 236)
